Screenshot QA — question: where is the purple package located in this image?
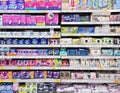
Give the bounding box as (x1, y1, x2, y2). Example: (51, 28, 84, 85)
(12, 71, 21, 79)
(21, 71, 31, 79)
(2, 14, 12, 26)
(53, 71, 60, 79)
(47, 71, 53, 78)
(34, 71, 44, 78)
(8, 0, 17, 10)
(0, 0, 9, 10)
(17, 0, 24, 10)
(11, 14, 21, 26)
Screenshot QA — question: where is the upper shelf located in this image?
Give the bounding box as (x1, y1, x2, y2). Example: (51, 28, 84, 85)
(61, 10, 120, 13)
(0, 10, 61, 13)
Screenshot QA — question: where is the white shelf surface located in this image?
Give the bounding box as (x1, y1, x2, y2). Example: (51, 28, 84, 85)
(62, 33, 120, 36)
(61, 10, 120, 13)
(1, 79, 119, 83)
(61, 79, 119, 84)
(61, 56, 120, 59)
(0, 26, 60, 29)
(62, 45, 120, 48)
(0, 10, 61, 13)
(0, 36, 61, 38)
(0, 45, 60, 48)
(0, 66, 119, 70)
(0, 56, 61, 59)
(1, 79, 61, 83)
(61, 22, 120, 25)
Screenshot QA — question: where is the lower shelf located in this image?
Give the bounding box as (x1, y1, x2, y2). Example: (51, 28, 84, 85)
(0, 79, 119, 84)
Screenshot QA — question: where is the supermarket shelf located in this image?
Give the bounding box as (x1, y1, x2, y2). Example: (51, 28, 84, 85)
(61, 22, 120, 25)
(0, 45, 61, 48)
(0, 10, 61, 13)
(61, 10, 120, 13)
(61, 56, 120, 59)
(1, 79, 119, 83)
(62, 45, 120, 48)
(0, 36, 61, 38)
(0, 26, 61, 29)
(0, 56, 61, 59)
(62, 33, 120, 36)
(61, 79, 119, 84)
(0, 66, 119, 70)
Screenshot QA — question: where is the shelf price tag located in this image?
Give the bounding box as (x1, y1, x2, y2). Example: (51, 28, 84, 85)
(49, 44, 54, 47)
(103, 8, 109, 13)
(11, 79, 16, 83)
(0, 79, 5, 82)
(26, 67, 31, 70)
(52, 67, 56, 70)
(99, 67, 104, 70)
(0, 67, 4, 70)
(79, 34, 84, 36)
(55, 79, 60, 83)
(42, 10, 46, 13)
(114, 80, 119, 84)
(17, 67, 22, 70)
(25, 10, 30, 13)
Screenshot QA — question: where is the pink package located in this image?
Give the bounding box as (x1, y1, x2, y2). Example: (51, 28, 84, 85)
(36, 16, 45, 26)
(17, 60, 24, 66)
(20, 15, 26, 26)
(0, 71, 9, 79)
(0, 60, 7, 66)
(11, 14, 21, 26)
(29, 60, 36, 66)
(49, 0, 61, 10)
(24, 60, 30, 66)
(36, 0, 47, 10)
(2, 14, 12, 26)
(24, 0, 37, 10)
(26, 15, 36, 26)
(45, 13, 59, 25)
(8, 60, 17, 66)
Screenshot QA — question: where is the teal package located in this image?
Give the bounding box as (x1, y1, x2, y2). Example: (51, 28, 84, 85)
(114, 50, 120, 56)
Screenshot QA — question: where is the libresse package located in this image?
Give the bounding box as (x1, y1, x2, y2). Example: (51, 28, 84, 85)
(11, 14, 21, 25)
(25, 0, 37, 10)
(17, 0, 24, 10)
(36, 0, 48, 10)
(46, 13, 59, 25)
(36, 16, 45, 26)
(0, 0, 9, 10)
(2, 14, 12, 25)
(8, 0, 17, 10)
(49, 0, 62, 10)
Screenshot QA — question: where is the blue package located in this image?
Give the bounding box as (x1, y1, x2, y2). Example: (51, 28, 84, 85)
(78, 27, 94, 33)
(17, 0, 24, 10)
(54, 48, 59, 55)
(79, 49, 89, 56)
(39, 49, 48, 55)
(0, 0, 9, 10)
(79, 16, 90, 22)
(67, 49, 79, 55)
(32, 38, 39, 45)
(34, 71, 44, 79)
(18, 39, 24, 45)
(0, 39, 4, 45)
(24, 39, 31, 45)
(8, 0, 17, 10)
(116, 0, 120, 9)
(12, 39, 18, 45)
(40, 38, 48, 45)
(63, 14, 72, 22)
(5, 38, 12, 45)
(48, 49, 53, 55)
